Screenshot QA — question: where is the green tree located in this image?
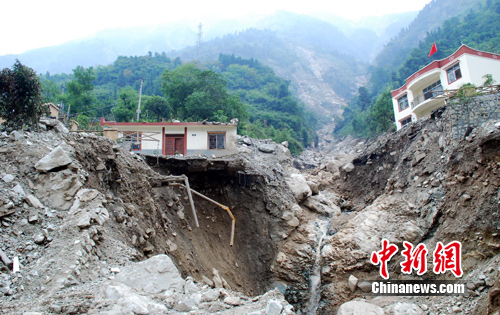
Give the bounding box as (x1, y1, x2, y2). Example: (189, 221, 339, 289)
(368, 91, 395, 134)
(162, 63, 201, 116)
(76, 114, 91, 130)
(63, 66, 96, 114)
(144, 95, 171, 121)
(162, 63, 248, 121)
(0, 60, 47, 130)
(357, 87, 371, 111)
(112, 86, 139, 122)
(41, 79, 61, 103)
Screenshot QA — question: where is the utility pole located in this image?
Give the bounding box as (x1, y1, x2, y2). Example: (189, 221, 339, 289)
(196, 23, 203, 61)
(60, 83, 66, 121)
(136, 78, 144, 121)
(66, 104, 71, 126)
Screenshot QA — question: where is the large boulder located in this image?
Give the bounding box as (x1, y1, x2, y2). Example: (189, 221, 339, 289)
(35, 146, 72, 172)
(302, 194, 341, 216)
(95, 282, 167, 314)
(266, 299, 283, 315)
(259, 143, 276, 153)
(390, 302, 423, 315)
(337, 300, 384, 315)
(114, 254, 185, 294)
(65, 189, 109, 229)
(306, 181, 320, 195)
(286, 174, 312, 203)
(325, 159, 343, 173)
(39, 118, 69, 134)
(35, 170, 82, 210)
(321, 195, 424, 287)
(342, 162, 355, 173)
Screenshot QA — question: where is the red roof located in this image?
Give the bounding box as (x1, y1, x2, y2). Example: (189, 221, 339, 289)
(99, 117, 237, 127)
(391, 44, 500, 98)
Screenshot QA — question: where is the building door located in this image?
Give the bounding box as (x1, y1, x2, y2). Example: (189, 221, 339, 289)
(164, 134, 185, 155)
(175, 138, 184, 155)
(165, 137, 175, 155)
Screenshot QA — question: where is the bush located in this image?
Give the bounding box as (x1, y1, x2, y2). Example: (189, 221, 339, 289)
(0, 60, 47, 130)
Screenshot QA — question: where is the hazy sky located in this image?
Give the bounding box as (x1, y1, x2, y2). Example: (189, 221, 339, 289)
(2, 0, 432, 56)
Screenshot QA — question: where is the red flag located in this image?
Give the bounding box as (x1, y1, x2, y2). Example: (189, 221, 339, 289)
(428, 42, 437, 57)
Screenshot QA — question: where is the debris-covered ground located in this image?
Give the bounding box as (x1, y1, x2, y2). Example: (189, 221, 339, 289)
(298, 117, 500, 314)
(2, 112, 500, 315)
(0, 120, 297, 314)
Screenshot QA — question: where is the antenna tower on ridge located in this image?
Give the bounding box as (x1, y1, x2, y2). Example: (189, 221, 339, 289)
(196, 23, 203, 61)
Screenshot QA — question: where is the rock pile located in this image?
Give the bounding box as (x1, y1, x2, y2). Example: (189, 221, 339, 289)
(0, 129, 297, 314)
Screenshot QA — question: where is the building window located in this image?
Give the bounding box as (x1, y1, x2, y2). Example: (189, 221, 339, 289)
(123, 131, 142, 150)
(400, 116, 412, 128)
(398, 94, 409, 111)
(208, 132, 225, 150)
(423, 80, 443, 100)
(447, 63, 462, 83)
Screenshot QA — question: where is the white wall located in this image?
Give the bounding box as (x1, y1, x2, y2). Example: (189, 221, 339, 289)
(440, 54, 500, 90)
(464, 55, 500, 87)
(111, 124, 238, 155)
(187, 125, 238, 151)
(163, 126, 186, 134)
(393, 90, 414, 129)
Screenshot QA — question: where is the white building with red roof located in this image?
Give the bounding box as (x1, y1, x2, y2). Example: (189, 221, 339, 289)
(391, 45, 500, 130)
(100, 118, 238, 156)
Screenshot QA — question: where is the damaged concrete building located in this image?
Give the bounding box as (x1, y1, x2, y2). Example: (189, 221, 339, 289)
(100, 118, 239, 157)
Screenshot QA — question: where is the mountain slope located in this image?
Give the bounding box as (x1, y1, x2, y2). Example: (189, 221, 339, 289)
(172, 12, 370, 116)
(0, 11, 415, 117)
(314, 11, 419, 62)
(374, 0, 485, 70)
(0, 24, 199, 75)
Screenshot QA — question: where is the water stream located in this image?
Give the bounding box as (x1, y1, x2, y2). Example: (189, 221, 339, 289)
(303, 219, 330, 315)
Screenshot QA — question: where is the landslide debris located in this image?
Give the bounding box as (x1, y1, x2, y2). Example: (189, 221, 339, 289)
(3, 111, 500, 315)
(298, 117, 500, 314)
(0, 128, 298, 314)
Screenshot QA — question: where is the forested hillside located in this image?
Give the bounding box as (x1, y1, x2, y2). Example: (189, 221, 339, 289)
(334, 0, 500, 137)
(374, 0, 483, 70)
(40, 53, 316, 154)
(217, 54, 318, 152)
